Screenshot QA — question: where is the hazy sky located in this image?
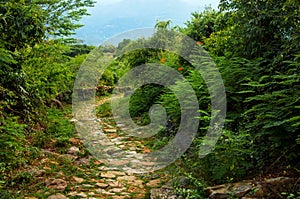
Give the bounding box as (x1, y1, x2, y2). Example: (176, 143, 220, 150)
(75, 0, 220, 45)
(97, 0, 219, 7)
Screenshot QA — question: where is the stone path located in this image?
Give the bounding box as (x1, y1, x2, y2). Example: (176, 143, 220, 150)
(34, 143, 167, 199)
(63, 97, 169, 198)
(66, 167, 165, 199)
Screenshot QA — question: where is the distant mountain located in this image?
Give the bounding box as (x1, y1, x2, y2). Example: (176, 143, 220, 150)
(75, 0, 219, 46)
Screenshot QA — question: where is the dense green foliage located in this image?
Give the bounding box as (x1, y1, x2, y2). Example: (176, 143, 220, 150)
(0, 0, 94, 192)
(0, 0, 299, 197)
(99, 1, 299, 196)
(180, 2, 299, 196)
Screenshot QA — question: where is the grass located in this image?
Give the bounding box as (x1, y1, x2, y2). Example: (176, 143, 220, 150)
(0, 105, 87, 197)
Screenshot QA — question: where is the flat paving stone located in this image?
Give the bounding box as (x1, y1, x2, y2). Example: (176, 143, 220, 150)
(110, 187, 126, 193)
(146, 179, 162, 187)
(106, 180, 124, 188)
(96, 182, 109, 188)
(117, 175, 136, 181)
(101, 172, 116, 178)
(107, 171, 126, 176)
(111, 196, 127, 199)
(103, 129, 117, 133)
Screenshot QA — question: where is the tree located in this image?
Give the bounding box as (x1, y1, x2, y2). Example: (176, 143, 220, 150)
(219, 0, 300, 60)
(155, 19, 171, 30)
(183, 8, 222, 42)
(0, 0, 94, 49)
(40, 0, 94, 38)
(181, 7, 233, 57)
(0, 0, 95, 116)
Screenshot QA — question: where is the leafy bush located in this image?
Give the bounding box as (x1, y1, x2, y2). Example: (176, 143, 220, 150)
(44, 108, 75, 148)
(30, 107, 75, 150)
(23, 42, 78, 104)
(242, 55, 300, 168)
(174, 173, 207, 199)
(96, 102, 113, 118)
(129, 84, 167, 125)
(0, 115, 26, 188)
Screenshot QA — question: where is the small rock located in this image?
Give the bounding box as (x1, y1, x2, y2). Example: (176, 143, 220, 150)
(107, 180, 123, 188)
(143, 148, 151, 153)
(73, 176, 84, 183)
(107, 171, 126, 176)
(81, 184, 94, 188)
(94, 188, 105, 193)
(70, 118, 77, 122)
(230, 182, 252, 197)
(75, 192, 87, 198)
(96, 182, 109, 188)
(103, 129, 117, 133)
(129, 147, 137, 151)
(75, 156, 93, 166)
(47, 193, 68, 199)
(111, 196, 126, 199)
(128, 186, 143, 193)
(92, 193, 106, 197)
(117, 175, 136, 181)
(146, 179, 161, 187)
(101, 190, 116, 195)
(67, 192, 78, 196)
(265, 177, 293, 185)
(43, 166, 52, 170)
(116, 123, 126, 127)
(107, 133, 119, 138)
(33, 169, 46, 177)
(88, 192, 95, 196)
(49, 160, 59, 165)
(109, 160, 129, 166)
(98, 166, 120, 171)
(101, 172, 116, 178)
(45, 178, 67, 190)
(205, 184, 229, 199)
(110, 187, 126, 193)
(54, 171, 64, 177)
(93, 159, 103, 165)
(67, 146, 80, 155)
(127, 180, 144, 188)
(89, 179, 103, 183)
(69, 137, 81, 145)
